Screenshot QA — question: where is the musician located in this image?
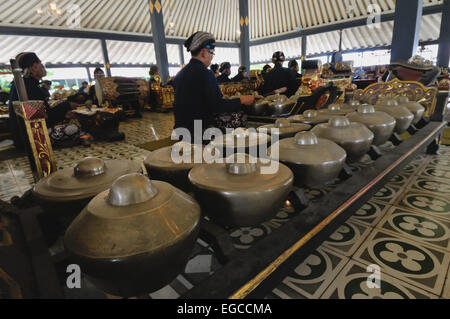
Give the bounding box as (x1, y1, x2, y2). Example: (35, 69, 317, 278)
(8, 52, 85, 149)
(231, 66, 248, 82)
(88, 68, 105, 105)
(9, 52, 48, 149)
(217, 62, 232, 83)
(261, 51, 297, 97)
(288, 60, 302, 79)
(261, 64, 272, 81)
(78, 81, 89, 94)
(173, 31, 257, 140)
(210, 64, 220, 77)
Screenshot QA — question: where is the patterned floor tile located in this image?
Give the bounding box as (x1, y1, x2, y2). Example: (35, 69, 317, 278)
(352, 229, 449, 296)
(419, 166, 450, 181)
(387, 172, 415, 188)
(371, 184, 404, 205)
(396, 191, 450, 221)
(229, 205, 301, 250)
(402, 160, 428, 176)
(349, 200, 391, 227)
(376, 206, 450, 251)
(271, 247, 349, 299)
(322, 219, 372, 257)
(408, 177, 450, 197)
(427, 157, 450, 170)
(321, 260, 438, 299)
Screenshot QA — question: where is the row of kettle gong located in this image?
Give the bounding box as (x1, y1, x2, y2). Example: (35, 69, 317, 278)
(30, 96, 424, 297)
(32, 151, 294, 297)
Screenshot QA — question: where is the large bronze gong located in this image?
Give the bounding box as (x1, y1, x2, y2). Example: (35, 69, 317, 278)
(144, 142, 203, 192)
(33, 157, 141, 244)
(189, 155, 293, 227)
(64, 173, 201, 297)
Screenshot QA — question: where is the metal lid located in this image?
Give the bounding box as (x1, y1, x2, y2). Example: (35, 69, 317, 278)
(379, 98, 399, 107)
(289, 110, 331, 125)
(347, 100, 361, 108)
(188, 154, 292, 192)
(396, 96, 425, 112)
(275, 119, 291, 128)
(33, 158, 142, 202)
(347, 106, 396, 127)
(270, 132, 346, 165)
(74, 157, 106, 178)
(358, 104, 376, 114)
(397, 96, 410, 104)
(318, 104, 354, 116)
(311, 116, 374, 144)
(144, 142, 203, 171)
(375, 104, 414, 118)
(226, 154, 259, 175)
(294, 131, 319, 145)
(329, 116, 351, 128)
(257, 120, 311, 138)
(107, 173, 159, 207)
(64, 175, 201, 259)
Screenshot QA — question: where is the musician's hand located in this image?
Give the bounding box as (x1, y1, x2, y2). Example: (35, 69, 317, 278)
(274, 87, 287, 94)
(240, 95, 257, 106)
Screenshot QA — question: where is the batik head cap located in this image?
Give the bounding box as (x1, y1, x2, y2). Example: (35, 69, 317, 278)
(184, 31, 216, 52)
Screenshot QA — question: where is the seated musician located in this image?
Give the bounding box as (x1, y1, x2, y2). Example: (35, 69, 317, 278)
(232, 66, 249, 82)
(288, 60, 302, 79)
(8, 52, 87, 149)
(261, 64, 272, 81)
(261, 51, 297, 97)
(47, 92, 90, 148)
(9, 52, 49, 149)
(210, 64, 220, 77)
(217, 62, 232, 84)
(88, 68, 105, 105)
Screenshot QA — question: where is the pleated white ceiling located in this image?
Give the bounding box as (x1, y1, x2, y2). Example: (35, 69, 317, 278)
(0, 0, 444, 65)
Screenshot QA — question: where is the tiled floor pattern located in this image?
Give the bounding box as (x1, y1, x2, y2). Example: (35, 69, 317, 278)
(269, 149, 450, 299)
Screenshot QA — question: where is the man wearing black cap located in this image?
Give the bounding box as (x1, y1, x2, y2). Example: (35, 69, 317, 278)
(288, 60, 302, 79)
(173, 31, 257, 141)
(210, 64, 220, 77)
(232, 66, 249, 82)
(217, 62, 232, 83)
(88, 67, 105, 105)
(8, 52, 48, 149)
(9, 52, 86, 148)
(261, 51, 297, 97)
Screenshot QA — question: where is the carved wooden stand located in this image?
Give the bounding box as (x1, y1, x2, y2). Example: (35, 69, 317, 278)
(13, 100, 57, 181)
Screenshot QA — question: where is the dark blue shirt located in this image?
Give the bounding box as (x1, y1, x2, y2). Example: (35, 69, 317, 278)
(173, 58, 242, 137)
(261, 63, 297, 97)
(217, 73, 231, 84)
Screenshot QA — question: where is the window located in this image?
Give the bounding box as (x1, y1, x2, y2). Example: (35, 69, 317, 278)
(110, 67, 150, 79)
(417, 45, 438, 64)
(45, 68, 89, 91)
